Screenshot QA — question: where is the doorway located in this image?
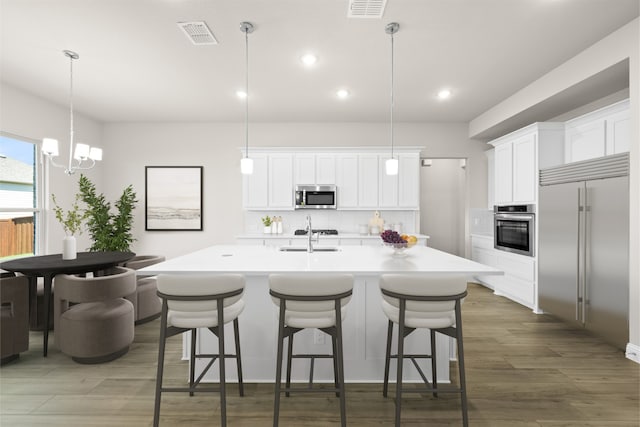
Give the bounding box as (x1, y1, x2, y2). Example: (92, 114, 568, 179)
(419, 158, 467, 256)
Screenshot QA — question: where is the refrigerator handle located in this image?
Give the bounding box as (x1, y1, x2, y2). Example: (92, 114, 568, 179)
(576, 187, 582, 322)
(582, 185, 588, 324)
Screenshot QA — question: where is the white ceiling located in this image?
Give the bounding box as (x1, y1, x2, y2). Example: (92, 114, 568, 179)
(1, 0, 638, 126)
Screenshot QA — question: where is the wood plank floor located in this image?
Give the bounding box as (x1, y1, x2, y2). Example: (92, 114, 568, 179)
(1, 283, 638, 426)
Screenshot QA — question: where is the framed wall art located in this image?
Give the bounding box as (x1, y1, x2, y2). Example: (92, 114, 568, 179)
(145, 166, 203, 231)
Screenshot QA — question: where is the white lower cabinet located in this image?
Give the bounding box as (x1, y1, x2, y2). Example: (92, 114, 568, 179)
(471, 234, 536, 310)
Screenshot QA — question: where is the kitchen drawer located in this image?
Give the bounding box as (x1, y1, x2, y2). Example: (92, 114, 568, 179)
(496, 253, 535, 283)
(471, 235, 494, 250)
(494, 274, 534, 308)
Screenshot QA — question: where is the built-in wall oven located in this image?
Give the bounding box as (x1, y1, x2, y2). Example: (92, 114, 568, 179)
(494, 204, 535, 257)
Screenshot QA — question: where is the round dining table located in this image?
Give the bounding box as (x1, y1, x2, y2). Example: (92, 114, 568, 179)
(0, 251, 135, 356)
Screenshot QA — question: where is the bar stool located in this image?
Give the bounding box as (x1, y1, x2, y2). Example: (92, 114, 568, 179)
(268, 274, 354, 427)
(379, 274, 469, 427)
(153, 274, 245, 427)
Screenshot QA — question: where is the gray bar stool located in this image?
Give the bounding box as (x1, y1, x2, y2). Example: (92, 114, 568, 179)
(153, 274, 245, 427)
(268, 273, 354, 427)
(379, 274, 469, 427)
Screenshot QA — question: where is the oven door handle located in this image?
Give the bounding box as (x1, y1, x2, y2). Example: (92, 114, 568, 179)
(495, 214, 534, 221)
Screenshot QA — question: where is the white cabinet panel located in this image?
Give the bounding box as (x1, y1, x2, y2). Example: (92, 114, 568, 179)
(606, 110, 630, 155)
(294, 154, 316, 185)
(566, 120, 606, 162)
(268, 154, 294, 208)
(294, 154, 336, 185)
(316, 154, 336, 184)
(358, 154, 379, 208)
(494, 143, 513, 204)
(512, 133, 537, 203)
(243, 154, 269, 209)
(336, 154, 359, 208)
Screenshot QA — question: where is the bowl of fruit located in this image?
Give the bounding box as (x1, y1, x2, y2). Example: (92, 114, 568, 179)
(380, 230, 418, 256)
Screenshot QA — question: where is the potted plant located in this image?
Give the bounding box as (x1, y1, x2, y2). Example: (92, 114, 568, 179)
(78, 174, 137, 252)
(261, 215, 273, 234)
(51, 193, 87, 260)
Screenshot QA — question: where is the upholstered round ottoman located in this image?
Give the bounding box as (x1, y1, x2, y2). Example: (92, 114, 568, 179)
(58, 299, 134, 364)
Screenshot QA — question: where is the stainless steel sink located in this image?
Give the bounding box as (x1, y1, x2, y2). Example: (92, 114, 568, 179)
(279, 246, 340, 252)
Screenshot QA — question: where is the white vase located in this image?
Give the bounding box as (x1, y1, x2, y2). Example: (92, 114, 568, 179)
(62, 235, 77, 260)
(264, 226, 272, 234)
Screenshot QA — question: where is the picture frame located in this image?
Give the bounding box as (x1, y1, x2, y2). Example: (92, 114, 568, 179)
(145, 166, 203, 231)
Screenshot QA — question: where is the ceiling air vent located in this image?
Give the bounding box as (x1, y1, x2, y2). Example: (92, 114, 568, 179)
(177, 21, 218, 45)
(348, 0, 388, 19)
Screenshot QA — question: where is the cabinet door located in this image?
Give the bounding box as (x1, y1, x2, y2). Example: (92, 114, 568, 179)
(512, 133, 537, 203)
(316, 154, 336, 184)
(294, 154, 316, 185)
(605, 110, 630, 155)
(358, 154, 379, 208)
(379, 156, 398, 207)
(565, 120, 606, 162)
(243, 153, 268, 209)
(486, 149, 495, 209)
(398, 153, 419, 208)
(336, 154, 358, 208)
(493, 143, 513, 204)
(268, 154, 293, 208)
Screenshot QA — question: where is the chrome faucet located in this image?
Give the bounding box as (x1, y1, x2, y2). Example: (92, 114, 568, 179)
(305, 215, 317, 253)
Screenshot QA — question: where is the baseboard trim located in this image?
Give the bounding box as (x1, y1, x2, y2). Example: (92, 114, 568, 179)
(625, 343, 640, 364)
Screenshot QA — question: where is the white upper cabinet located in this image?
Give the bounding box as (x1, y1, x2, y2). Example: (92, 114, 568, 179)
(512, 133, 537, 203)
(358, 154, 379, 208)
(565, 99, 630, 163)
(493, 142, 513, 205)
(268, 154, 294, 208)
(316, 154, 336, 184)
(294, 154, 316, 185)
(490, 123, 564, 206)
(336, 154, 359, 208)
(294, 153, 336, 185)
(243, 148, 421, 211)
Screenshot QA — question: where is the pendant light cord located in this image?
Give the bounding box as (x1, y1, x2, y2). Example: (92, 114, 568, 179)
(244, 28, 249, 159)
(390, 29, 394, 160)
(68, 53, 75, 171)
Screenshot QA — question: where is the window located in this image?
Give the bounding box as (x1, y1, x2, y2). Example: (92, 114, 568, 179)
(0, 134, 42, 260)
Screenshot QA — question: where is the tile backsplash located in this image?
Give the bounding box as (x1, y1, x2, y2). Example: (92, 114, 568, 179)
(244, 210, 418, 235)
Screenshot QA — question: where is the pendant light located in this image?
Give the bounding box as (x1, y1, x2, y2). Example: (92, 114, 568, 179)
(240, 22, 254, 175)
(42, 50, 102, 175)
(385, 22, 399, 176)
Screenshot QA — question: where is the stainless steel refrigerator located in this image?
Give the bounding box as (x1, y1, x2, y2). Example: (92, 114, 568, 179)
(538, 153, 629, 349)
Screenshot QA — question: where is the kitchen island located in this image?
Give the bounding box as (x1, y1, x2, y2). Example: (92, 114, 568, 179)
(140, 244, 501, 383)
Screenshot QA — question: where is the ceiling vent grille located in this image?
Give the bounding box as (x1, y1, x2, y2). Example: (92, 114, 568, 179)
(177, 21, 218, 45)
(348, 0, 388, 18)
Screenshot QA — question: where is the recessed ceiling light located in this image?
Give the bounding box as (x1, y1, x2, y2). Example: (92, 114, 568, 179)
(236, 90, 247, 99)
(437, 89, 452, 100)
(336, 89, 350, 99)
(301, 53, 318, 66)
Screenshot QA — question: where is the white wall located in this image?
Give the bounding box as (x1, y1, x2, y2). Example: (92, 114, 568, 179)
(102, 122, 487, 259)
(0, 83, 103, 253)
(469, 18, 640, 358)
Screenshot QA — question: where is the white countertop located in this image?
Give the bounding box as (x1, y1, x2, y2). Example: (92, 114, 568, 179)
(237, 233, 430, 240)
(139, 244, 501, 276)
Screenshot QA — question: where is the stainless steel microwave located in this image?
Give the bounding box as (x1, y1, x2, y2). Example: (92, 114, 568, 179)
(294, 185, 337, 210)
